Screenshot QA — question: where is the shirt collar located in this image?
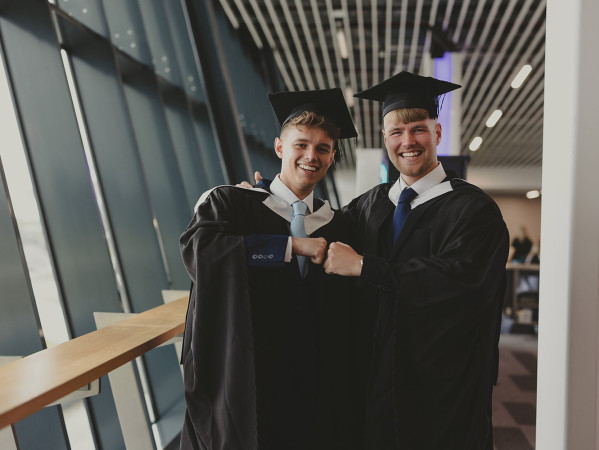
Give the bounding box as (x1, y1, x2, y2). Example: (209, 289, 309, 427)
(263, 176, 333, 233)
(270, 174, 314, 213)
(389, 162, 447, 205)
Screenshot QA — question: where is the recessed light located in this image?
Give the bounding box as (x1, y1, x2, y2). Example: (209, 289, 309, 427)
(486, 110, 503, 128)
(469, 137, 483, 151)
(511, 65, 532, 89)
(337, 29, 348, 59)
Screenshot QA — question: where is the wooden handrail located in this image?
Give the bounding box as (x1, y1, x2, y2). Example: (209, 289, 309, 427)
(506, 263, 540, 271)
(0, 295, 188, 429)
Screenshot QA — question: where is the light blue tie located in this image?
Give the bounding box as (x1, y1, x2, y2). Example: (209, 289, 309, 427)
(290, 201, 308, 278)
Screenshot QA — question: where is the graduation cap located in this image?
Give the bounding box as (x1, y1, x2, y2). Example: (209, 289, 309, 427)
(268, 88, 358, 139)
(354, 71, 461, 118)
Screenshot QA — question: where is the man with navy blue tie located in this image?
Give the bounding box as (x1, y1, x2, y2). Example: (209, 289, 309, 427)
(324, 72, 510, 449)
(179, 89, 359, 450)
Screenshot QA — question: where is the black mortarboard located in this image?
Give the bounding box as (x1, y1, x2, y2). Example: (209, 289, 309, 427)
(268, 88, 358, 139)
(354, 71, 461, 118)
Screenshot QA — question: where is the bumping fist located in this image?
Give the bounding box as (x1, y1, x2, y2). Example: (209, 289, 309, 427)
(292, 237, 328, 264)
(324, 242, 363, 277)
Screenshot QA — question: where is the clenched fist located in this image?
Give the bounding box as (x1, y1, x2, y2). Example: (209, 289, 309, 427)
(292, 237, 328, 264)
(324, 242, 362, 277)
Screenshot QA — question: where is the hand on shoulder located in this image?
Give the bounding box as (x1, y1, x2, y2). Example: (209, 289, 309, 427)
(235, 171, 264, 189)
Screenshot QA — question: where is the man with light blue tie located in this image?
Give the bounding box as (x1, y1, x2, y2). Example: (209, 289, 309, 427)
(179, 88, 359, 450)
(324, 72, 510, 449)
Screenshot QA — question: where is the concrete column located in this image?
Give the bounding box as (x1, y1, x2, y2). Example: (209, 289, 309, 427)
(420, 52, 434, 77)
(434, 53, 462, 156)
(536, 0, 599, 448)
(448, 53, 462, 157)
(355, 147, 384, 196)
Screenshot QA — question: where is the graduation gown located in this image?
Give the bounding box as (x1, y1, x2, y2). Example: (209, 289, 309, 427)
(179, 185, 356, 450)
(343, 172, 509, 450)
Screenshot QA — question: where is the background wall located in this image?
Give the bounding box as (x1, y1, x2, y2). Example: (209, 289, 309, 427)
(492, 194, 542, 244)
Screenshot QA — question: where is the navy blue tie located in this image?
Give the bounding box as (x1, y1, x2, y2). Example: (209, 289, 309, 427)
(392, 187, 417, 244)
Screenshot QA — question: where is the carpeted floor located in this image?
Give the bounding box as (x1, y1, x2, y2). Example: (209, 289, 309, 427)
(493, 332, 538, 449)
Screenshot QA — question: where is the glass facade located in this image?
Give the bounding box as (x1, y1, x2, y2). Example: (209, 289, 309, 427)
(0, 0, 286, 448)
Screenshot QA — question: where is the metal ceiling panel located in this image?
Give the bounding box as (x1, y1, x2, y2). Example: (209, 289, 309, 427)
(219, 0, 546, 170)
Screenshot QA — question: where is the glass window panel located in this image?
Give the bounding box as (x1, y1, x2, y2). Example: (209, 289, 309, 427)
(101, 0, 152, 66)
(0, 170, 41, 362)
(120, 61, 192, 289)
(136, 0, 181, 86)
(161, 86, 211, 210)
(56, 0, 108, 37)
(191, 103, 227, 186)
(0, 162, 70, 450)
(214, 9, 279, 152)
(245, 142, 280, 181)
(1, 2, 122, 448)
(162, 0, 205, 101)
(57, 15, 183, 430)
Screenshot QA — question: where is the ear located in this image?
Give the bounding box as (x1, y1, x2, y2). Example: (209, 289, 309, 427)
(382, 128, 387, 145)
(435, 123, 442, 146)
(274, 137, 284, 159)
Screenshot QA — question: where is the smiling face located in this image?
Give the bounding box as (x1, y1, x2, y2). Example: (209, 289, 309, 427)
(275, 124, 336, 199)
(383, 109, 442, 185)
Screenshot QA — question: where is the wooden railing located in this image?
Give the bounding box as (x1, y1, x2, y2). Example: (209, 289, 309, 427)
(0, 294, 188, 430)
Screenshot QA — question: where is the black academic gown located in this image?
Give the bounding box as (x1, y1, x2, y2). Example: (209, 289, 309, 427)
(343, 172, 509, 450)
(179, 185, 356, 450)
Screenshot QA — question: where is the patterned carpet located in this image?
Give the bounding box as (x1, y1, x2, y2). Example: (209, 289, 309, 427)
(493, 333, 538, 450)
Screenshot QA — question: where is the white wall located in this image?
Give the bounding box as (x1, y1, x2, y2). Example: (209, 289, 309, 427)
(537, 0, 599, 448)
(355, 148, 384, 196)
(467, 166, 542, 194)
(492, 194, 542, 244)
(334, 148, 384, 207)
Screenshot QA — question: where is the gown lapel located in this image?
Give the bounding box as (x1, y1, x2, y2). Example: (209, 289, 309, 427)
(389, 205, 428, 259)
(370, 197, 394, 255)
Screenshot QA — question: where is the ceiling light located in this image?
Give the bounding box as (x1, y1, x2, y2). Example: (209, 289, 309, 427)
(332, 9, 344, 19)
(469, 137, 483, 151)
(345, 86, 354, 107)
(526, 190, 541, 199)
(485, 110, 503, 128)
(218, 0, 240, 29)
(336, 29, 348, 59)
(511, 65, 532, 89)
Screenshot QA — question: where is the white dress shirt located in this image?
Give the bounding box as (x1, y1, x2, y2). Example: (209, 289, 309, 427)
(388, 162, 454, 210)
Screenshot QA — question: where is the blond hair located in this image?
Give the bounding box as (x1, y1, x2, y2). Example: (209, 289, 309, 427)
(281, 111, 341, 141)
(384, 107, 432, 124)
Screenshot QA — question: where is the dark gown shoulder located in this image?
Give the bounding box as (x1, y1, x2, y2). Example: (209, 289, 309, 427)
(199, 185, 270, 209)
(340, 182, 393, 224)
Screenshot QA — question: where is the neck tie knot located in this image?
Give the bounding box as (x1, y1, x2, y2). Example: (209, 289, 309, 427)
(399, 187, 418, 204)
(292, 200, 308, 217)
